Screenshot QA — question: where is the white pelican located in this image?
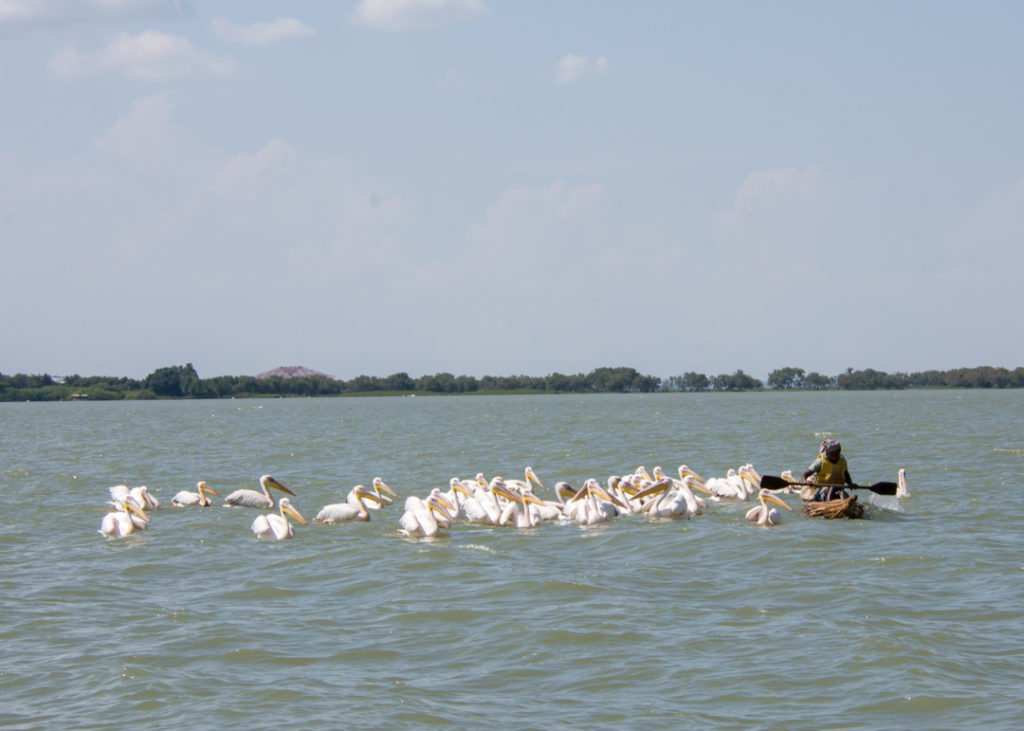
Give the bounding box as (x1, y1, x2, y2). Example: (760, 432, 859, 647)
(504, 466, 544, 493)
(497, 488, 547, 528)
(652, 466, 713, 515)
(741, 463, 764, 486)
(896, 468, 910, 498)
(569, 479, 625, 526)
(316, 485, 386, 523)
(251, 498, 308, 540)
(365, 477, 396, 509)
(632, 475, 712, 519)
(171, 481, 221, 507)
(398, 492, 458, 537)
(523, 486, 564, 522)
(443, 477, 483, 512)
(704, 468, 757, 500)
(108, 484, 159, 511)
(459, 477, 509, 525)
(745, 489, 794, 527)
(632, 478, 686, 518)
(224, 474, 294, 509)
(99, 500, 150, 537)
(776, 470, 801, 493)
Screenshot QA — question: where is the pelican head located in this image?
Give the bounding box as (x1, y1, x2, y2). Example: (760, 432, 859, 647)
(261, 475, 295, 496)
(427, 492, 458, 521)
(124, 500, 150, 524)
(520, 489, 545, 507)
(451, 478, 476, 499)
(135, 486, 159, 509)
(197, 480, 221, 497)
(897, 468, 910, 498)
(678, 464, 704, 483)
(278, 497, 308, 525)
(554, 481, 577, 501)
(352, 485, 386, 507)
(372, 477, 396, 498)
(682, 475, 715, 496)
(525, 466, 544, 488)
(580, 478, 628, 509)
(491, 481, 521, 504)
(631, 477, 673, 502)
(759, 489, 793, 511)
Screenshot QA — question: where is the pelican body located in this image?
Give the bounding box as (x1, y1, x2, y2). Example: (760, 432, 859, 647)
(224, 475, 294, 509)
(172, 481, 221, 507)
(745, 489, 794, 526)
(316, 485, 386, 523)
(99, 501, 150, 537)
(108, 484, 159, 511)
(399, 492, 458, 537)
(251, 498, 308, 540)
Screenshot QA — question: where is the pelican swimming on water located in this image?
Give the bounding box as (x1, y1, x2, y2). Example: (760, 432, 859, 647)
(896, 468, 910, 498)
(745, 489, 794, 527)
(316, 485, 386, 523)
(171, 481, 221, 507)
(460, 477, 513, 525)
(364, 477, 396, 509)
(224, 475, 294, 509)
(633, 474, 713, 518)
(99, 500, 150, 537)
(251, 498, 308, 540)
(704, 468, 758, 501)
(398, 492, 458, 537)
(567, 479, 625, 525)
(504, 466, 544, 493)
(497, 487, 547, 528)
(108, 484, 159, 511)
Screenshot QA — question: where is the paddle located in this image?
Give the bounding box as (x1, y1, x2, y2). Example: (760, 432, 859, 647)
(759, 474, 899, 496)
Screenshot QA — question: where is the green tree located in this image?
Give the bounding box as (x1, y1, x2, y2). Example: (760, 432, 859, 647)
(803, 371, 834, 389)
(682, 372, 709, 391)
(767, 367, 805, 389)
(144, 364, 195, 397)
(382, 372, 415, 391)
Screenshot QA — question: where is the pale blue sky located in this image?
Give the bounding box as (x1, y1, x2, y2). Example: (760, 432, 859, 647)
(2, 0, 1022, 381)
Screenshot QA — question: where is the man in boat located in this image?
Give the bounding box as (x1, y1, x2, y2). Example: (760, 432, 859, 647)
(802, 439, 853, 501)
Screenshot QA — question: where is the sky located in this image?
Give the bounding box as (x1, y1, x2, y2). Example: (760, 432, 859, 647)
(2, 0, 1023, 382)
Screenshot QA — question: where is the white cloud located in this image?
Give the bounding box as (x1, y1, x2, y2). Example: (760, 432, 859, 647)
(210, 17, 315, 46)
(0, 0, 36, 24)
(93, 91, 220, 175)
(712, 165, 839, 271)
(48, 30, 235, 81)
(554, 53, 611, 85)
(352, 0, 486, 31)
(465, 181, 611, 282)
(212, 139, 298, 195)
(0, 0, 184, 26)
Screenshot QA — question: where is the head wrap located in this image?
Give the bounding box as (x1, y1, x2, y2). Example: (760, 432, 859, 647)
(821, 439, 841, 456)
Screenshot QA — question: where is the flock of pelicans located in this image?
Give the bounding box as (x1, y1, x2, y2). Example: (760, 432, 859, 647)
(97, 465, 911, 540)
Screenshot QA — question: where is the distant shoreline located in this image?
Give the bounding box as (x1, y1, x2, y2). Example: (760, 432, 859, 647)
(3, 363, 1023, 401)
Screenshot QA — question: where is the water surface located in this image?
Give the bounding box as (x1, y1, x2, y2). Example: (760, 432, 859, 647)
(1, 391, 1022, 729)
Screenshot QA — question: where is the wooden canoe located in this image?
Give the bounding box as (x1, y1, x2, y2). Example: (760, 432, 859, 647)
(801, 494, 864, 519)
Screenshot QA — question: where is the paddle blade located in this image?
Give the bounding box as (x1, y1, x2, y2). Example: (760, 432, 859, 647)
(759, 475, 795, 491)
(864, 481, 898, 496)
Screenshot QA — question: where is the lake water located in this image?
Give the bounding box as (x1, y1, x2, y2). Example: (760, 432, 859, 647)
(1, 391, 1022, 729)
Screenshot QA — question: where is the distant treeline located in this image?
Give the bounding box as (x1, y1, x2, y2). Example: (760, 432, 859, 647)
(3, 363, 1024, 401)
